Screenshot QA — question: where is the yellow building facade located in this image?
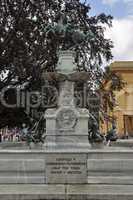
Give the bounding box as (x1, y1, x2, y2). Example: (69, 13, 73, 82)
(110, 61, 133, 137)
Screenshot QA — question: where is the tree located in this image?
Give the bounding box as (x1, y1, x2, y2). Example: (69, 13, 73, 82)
(0, 0, 122, 129)
(100, 66, 125, 123)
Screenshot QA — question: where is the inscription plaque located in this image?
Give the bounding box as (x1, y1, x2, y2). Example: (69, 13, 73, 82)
(45, 153, 87, 183)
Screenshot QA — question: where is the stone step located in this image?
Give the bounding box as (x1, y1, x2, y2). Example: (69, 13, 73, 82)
(0, 184, 133, 200)
(0, 149, 132, 184)
(87, 159, 133, 172)
(0, 150, 133, 184)
(87, 176, 133, 184)
(111, 139, 133, 148)
(87, 158, 133, 184)
(0, 175, 45, 184)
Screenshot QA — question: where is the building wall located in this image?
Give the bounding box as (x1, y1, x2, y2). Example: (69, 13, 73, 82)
(111, 62, 133, 137)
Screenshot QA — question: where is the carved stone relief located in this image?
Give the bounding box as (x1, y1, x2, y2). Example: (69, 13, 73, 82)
(56, 108, 77, 130)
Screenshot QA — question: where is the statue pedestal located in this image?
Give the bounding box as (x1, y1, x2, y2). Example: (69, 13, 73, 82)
(44, 80, 90, 150)
(44, 81, 90, 184)
(44, 51, 90, 184)
(44, 107, 90, 150)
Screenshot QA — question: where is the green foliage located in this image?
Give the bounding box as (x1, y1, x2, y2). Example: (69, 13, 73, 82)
(0, 0, 117, 128)
(0, 0, 113, 79)
(100, 66, 126, 121)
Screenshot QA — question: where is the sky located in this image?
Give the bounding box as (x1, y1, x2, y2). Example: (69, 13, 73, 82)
(88, 0, 133, 61)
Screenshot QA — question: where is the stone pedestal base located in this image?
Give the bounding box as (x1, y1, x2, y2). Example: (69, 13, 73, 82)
(43, 141, 91, 151)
